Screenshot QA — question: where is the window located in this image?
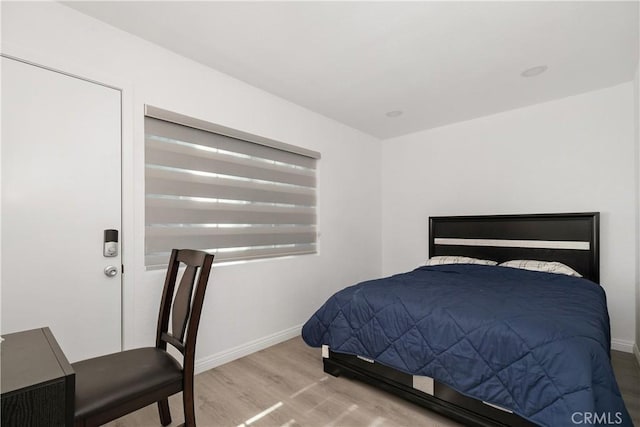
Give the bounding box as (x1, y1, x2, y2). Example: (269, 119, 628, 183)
(144, 106, 320, 267)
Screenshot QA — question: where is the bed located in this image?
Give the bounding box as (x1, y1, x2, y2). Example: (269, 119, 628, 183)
(302, 213, 632, 427)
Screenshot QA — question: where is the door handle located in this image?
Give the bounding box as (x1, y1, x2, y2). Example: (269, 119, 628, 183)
(104, 266, 118, 277)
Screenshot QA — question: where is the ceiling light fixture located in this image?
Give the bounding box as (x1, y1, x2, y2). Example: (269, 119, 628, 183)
(521, 65, 548, 77)
(386, 110, 403, 118)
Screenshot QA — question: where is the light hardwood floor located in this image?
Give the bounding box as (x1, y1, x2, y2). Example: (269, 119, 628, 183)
(106, 337, 639, 427)
(611, 350, 640, 425)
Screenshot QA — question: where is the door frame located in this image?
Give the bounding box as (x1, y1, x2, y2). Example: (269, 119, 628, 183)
(1, 41, 137, 351)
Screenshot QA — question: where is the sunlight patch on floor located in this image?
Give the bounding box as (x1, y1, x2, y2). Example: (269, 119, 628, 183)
(289, 381, 318, 398)
(236, 401, 284, 427)
(323, 403, 358, 427)
(369, 416, 387, 427)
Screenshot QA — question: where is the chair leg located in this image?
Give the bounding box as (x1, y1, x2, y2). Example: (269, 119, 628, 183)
(183, 382, 196, 427)
(158, 398, 172, 426)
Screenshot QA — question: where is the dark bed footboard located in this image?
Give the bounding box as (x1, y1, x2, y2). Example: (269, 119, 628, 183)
(324, 350, 537, 427)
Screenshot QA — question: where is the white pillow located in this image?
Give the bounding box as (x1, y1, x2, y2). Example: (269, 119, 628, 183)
(425, 256, 497, 266)
(499, 260, 582, 277)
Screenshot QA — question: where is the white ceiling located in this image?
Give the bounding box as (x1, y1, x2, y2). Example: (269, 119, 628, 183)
(64, 1, 639, 139)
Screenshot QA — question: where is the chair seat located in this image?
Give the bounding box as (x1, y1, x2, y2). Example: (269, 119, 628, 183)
(72, 347, 183, 419)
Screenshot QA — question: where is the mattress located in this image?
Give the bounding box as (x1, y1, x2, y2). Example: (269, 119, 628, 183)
(302, 264, 632, 427)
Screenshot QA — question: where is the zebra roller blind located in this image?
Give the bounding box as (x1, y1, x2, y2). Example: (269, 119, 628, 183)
(144, 107, 319, 267)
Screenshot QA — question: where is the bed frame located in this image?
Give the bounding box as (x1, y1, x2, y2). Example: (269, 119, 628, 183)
(323, 212, 600, 427)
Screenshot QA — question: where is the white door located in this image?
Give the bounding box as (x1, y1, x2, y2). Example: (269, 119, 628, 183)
(1, 57, 122, 362)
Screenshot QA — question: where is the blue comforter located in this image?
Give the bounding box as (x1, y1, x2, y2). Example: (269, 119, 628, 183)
(302, 264, 632, 426)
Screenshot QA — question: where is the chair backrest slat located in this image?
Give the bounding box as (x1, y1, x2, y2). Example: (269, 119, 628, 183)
(172, 265, 197, 342)
(155, 249, 214, 357)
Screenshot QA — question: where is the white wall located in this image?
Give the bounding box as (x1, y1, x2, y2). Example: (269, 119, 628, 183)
(2, 0, 637, 364)
(381, 83, 637, 350)
(635, 62, 640, 362)
(635, 7, 640, 368)
(1, 1, 382, 369)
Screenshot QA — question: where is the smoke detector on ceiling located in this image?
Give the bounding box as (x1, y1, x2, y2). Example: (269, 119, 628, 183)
(521, 65, 548, 77)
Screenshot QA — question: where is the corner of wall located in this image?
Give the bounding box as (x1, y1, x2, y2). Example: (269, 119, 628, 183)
(635, 60, 640, 354)
(376, 138, 384, 277)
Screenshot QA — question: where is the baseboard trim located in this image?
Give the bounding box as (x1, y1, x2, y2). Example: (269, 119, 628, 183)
(193, 328, 635, 373)
(195, 324, 302, 374)
(611, 338, 634, 353)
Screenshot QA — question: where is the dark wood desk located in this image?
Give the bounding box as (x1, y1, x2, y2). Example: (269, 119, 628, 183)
(1, 327, 75, 427)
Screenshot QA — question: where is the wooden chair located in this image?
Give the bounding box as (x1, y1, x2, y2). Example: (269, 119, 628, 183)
(72, 249, 214, 426)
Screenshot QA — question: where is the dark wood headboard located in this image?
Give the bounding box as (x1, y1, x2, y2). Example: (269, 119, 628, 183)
(429, 212, 600, 283)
